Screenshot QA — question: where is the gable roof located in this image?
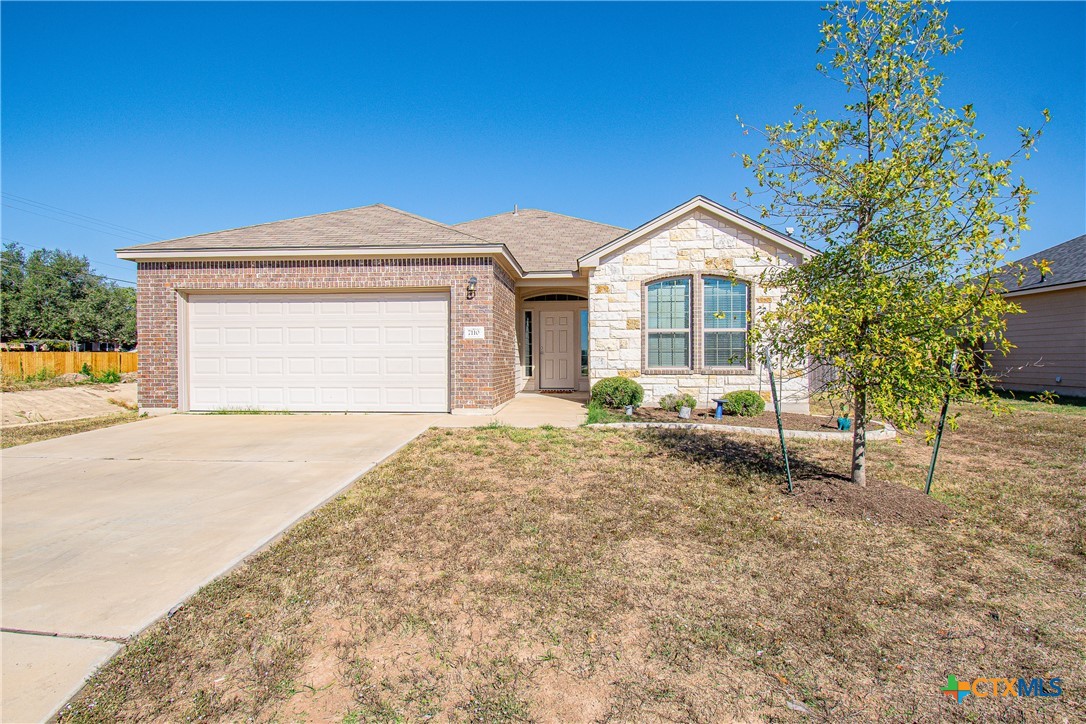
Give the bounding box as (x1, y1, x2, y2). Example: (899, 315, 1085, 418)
(994, 234, 1086, 295)
(117, 203, 499, 253)
(453, 208, 626, 273)
(577, 195, 817, 267)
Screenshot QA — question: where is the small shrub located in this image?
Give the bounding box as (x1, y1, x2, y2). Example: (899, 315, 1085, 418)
(659, 392, 698, 412)
(723, 390, 765, 417)
(590, 376, 644, 409)
(96, 369, 122, 384)
(80, 362, 93, 377)
(26, 367, 56, 382)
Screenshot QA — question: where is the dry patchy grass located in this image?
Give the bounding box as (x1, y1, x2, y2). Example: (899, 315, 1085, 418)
(60, 403, 1085, 722)
(1, 411, 141, 448)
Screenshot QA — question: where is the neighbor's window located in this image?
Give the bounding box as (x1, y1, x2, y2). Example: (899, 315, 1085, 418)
(580, 309, 589, 376)
(524, 311, 534, 377)
(703, 277, 748, 367)
(646, 277, 691, 368)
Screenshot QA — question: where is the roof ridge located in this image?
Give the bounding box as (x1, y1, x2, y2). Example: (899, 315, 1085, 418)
(1010, 233, 1086, 263)
(117, 203, 389, 251)
(373, 204, 499, 246)
(454, 207, 627, 232)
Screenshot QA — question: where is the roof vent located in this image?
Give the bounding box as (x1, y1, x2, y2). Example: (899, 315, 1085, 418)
(514, 204, 519, 215)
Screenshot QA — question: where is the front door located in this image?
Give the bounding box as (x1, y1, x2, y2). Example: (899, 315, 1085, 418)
(540, 310, 577, 390)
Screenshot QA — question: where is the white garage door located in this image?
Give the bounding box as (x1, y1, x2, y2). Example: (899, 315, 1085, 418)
(186, 292, 449, 412)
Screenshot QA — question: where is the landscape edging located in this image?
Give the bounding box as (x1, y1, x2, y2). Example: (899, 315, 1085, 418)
(587, 420, 897, 441)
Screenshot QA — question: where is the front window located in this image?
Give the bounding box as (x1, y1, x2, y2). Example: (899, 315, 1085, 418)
(703, 277, 748, 367)
(646, 277, 691, 368)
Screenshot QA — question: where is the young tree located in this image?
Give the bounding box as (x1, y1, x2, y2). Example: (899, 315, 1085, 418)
(742, 0, 1046, 485)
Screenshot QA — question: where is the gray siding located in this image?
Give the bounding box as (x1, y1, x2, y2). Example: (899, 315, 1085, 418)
(990, 287, 1086, 396)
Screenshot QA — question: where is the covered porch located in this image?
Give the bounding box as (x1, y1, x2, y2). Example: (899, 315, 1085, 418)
(514, 279, 591, 394)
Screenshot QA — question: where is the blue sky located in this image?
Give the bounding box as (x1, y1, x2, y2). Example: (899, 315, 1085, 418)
(3, 1, 1083, 285)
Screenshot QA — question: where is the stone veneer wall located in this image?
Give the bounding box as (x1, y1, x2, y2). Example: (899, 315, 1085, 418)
(587, 211, 810, 412)
(136, 257, 516, 412)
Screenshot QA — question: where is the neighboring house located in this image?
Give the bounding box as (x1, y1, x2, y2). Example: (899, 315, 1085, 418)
(988, 234, 1086, 397)
(117, 196, 816, 415)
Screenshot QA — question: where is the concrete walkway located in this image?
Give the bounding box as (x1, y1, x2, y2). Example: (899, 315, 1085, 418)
(435, 392, 588, 429)
(0, 393, 586, 721)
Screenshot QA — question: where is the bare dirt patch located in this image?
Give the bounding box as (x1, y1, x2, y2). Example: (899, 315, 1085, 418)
(59, 404, 1085, 722)
(791, 473, 953, 526)
(1, 381, 138, 425)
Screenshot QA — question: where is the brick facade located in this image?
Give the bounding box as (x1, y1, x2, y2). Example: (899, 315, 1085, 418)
(136, 257, 516, 412)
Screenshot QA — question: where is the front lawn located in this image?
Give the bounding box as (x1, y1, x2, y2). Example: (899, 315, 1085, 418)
(61, 402, 1084, 721)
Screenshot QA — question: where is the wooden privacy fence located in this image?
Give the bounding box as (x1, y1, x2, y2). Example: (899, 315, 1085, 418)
(1, 351, 138, 378)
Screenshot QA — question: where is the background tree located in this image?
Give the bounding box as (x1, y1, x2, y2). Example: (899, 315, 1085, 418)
(742, 0, 1046, 486)
(1, 242, 29, 340)
(74, 285, 138, 349)
(0, 241, 137, 348)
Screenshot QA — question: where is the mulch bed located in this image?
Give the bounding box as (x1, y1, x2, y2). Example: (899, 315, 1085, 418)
(629, 407, 848, 432)
(789, 474, 953, 526)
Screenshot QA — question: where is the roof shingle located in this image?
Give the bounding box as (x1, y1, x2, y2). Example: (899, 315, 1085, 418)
(453, 208, 626, 272)
(995, 234, 1086, 293)
(118, 204, 497, 252)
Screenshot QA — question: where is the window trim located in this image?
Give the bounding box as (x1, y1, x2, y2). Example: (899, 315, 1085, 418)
(701, 275, 750, 371)
(640, 272, 754, 375)
(643, 275, 693, 372)
(523, 310, 534, 378)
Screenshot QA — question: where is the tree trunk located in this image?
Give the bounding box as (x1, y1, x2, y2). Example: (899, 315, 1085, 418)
(851, 388, 867, 486)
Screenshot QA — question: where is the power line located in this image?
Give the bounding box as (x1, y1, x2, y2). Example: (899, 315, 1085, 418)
(3, 204, 155, 244)
(2, 236, 137, 275)
(1, 192, 161, 240)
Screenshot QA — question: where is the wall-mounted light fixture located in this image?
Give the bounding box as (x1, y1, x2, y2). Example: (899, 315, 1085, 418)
(466, 276, 477, 299)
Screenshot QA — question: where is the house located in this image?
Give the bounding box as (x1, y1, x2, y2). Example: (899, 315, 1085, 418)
(988, 234, 1086, 397)
(117, 196, 816, 415)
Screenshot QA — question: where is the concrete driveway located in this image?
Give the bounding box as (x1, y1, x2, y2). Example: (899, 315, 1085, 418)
(1, 413, 435, 722)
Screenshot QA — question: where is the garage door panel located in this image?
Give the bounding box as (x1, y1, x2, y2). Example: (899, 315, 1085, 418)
(287, 301, 315, 315)
(254, 300, 283, 315)
(255, 327, 283, 345)
(417, 357, 446, 375)
(255, 358, 283, 375)
(286, 327, 315, 345)
(319, 358, 348, 375)
(188, 292, 449, 412)
(256, 388, 285, 405)
(384, 326, 414, 345)
(224, 358, 252, 375)
(319, 327, 348, 345)
(192, 328, 220, 346)
(287, 358, 316, 375)
(352, 358, 379, 375)
(225, 388, 252, 404)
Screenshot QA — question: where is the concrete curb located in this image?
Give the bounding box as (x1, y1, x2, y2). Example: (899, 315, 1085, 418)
(1, 410, 137, 430)
(586, 420, 897, 441)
